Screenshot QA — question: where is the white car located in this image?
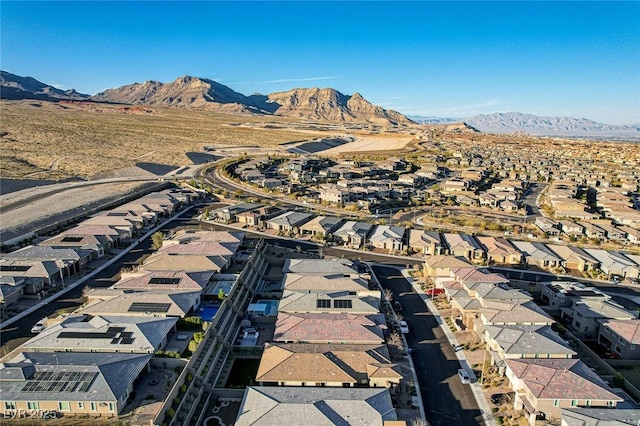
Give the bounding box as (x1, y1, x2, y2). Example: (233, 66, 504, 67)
(458, 368, 471, 384)
(31, 318, 47, 334)
(398, 320, 409, 334)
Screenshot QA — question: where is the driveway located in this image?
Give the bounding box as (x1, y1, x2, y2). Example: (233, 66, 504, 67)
(371, 265, 484, 426)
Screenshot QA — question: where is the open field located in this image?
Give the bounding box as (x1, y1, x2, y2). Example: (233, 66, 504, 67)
(0, 100, 328, 180)
(320, 134, 415, 155)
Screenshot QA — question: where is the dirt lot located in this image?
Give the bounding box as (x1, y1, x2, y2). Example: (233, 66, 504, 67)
(320, 134, 414, 155)
(0, 100, 325, 180)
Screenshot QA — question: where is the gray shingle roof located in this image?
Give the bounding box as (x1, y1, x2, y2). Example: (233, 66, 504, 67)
(236, 386, 397, 426)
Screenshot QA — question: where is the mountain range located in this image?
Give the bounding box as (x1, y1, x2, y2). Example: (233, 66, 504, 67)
(2, 70, 639, 137)
(411, 112, 640, 138)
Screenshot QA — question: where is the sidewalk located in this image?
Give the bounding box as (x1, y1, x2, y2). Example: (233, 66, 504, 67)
(0, 206, 193, 330)
(397, 267, 497, 426)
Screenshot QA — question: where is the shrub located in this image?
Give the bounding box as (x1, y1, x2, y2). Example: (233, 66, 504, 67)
(166, 408, 175, 418)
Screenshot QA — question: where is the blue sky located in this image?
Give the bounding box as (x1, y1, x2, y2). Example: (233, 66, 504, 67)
(2, 1, 639, 124)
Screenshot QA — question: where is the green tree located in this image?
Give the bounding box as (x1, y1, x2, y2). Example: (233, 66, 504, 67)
(151, 232, 164, 250)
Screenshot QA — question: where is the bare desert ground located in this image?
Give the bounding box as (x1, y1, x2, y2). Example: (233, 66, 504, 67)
(0, 100, 326, 180)
(320, 134, 415, 155)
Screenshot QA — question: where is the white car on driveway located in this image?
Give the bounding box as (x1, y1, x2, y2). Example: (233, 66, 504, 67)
(398, 320, 409, 334)
(31, 318, 47, 334)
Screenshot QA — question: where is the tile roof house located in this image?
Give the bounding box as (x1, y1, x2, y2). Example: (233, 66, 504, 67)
(541, 281, 608, 314)
(477, 300, 554, 330)
(167, 229, 245, 245)
(367, 225, 406, 251)
(112, 270, 211, 291)
(583, 249, 640, 280)
(3, 246, 89, 277)
(504, 358, 623, 425)
(140, 251, 227, 273)
(79, 289, 201, 318)
(273, 313, 386, 344)
(511, 241, 562, 269)
(255, 343, 401, 388)
(560, 298, 635, 338)
(265, 211, 314, 232)
(278, 289, 380, 315)
(39, 233, 110, 259)
(235, 206, 284, 228)
(475, 236, 523, 265)
(299, 216, 345, 237)
(283, 258, 357, 275)
(441, 233, 485, 263)
(598, 319, 640, 360)
(483, 324, 576, 361)
(547, 245, 600, 272)
(0, 259, 61, 289)
(560, 408, 640, 425)
(408, 230, 445, 256)
(281, 273, 371, 293)
(61, 224, 127, 246)
(332, 221, 374, 248)
(21, 314, 177, 353)
(423, 255, 472, 278)
(0, 352, 152, 417)
(235, 386, 397, 426)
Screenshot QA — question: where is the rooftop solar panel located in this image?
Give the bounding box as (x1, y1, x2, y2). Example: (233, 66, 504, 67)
(128, 302, 172, 313)
(22, 372, 98, 393)
(333, 300, 353, 309)
(0, 265, 32, 272)
(148, 277, 181, 285)
(61, 236, 84, 243)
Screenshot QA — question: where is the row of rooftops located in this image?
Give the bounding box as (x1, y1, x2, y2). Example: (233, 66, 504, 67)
(238, 257, 402, 424)
(428, 257, 625, 413)
(0, 225, 245, 412)
(0, 188, 205, 305)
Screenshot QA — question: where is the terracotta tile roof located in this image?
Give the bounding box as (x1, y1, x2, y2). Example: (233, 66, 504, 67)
(274, 313, 386, 344)
(601, 319, 640, 344)
(505, 359, 622, 402)
(256, 343, 400, 385)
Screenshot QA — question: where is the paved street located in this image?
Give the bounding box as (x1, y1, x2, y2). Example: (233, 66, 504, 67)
(371, 265, 484, 426)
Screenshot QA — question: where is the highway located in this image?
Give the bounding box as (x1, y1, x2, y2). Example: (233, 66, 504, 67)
(372, 265, 484, 426)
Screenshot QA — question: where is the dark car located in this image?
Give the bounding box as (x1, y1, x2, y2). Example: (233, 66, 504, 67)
(490, 393, 513, 405)
(393, 301, 403, 313)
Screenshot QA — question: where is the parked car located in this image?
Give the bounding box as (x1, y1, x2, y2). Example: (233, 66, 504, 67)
(426, 288, 445, 296)
(31, 318, 47, 334)
(458, 368, 471, 384)
(452, 343, 464, 352)
(393, 301, 403, 313)
(398, 320, 409, 334)
(490, 392, 514, 405)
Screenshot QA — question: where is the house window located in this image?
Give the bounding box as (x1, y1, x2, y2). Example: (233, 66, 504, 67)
(4, 402, 16, 410)
(58, 402, 70, 411)
(631, 344, 636, 350)
(615, 346, 622, 354)
(607, 401, 615, 407)
(553, 400, 559, 407)
(571, 400, 577, 407)
(78, 402, 84, 409)
(585, 400, 591, 407)
(27, 402, 39, 410)
(90, 402, 97, 411)
(108, 402, 115, 412)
